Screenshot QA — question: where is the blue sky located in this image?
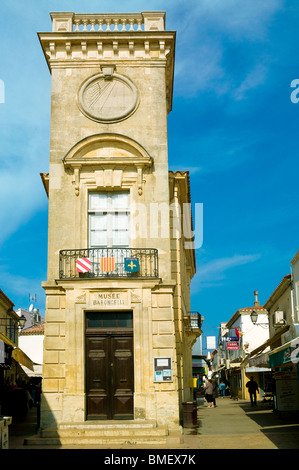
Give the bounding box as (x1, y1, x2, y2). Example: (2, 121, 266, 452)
(0, 0, 298, 349)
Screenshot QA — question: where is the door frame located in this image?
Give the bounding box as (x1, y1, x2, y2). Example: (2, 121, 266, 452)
(84, 310, 134, 420)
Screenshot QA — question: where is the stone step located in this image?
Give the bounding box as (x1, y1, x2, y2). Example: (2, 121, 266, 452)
(58, 419, 157, 430)
(24, 434, 168, 446)
(41, 425, 168, 439)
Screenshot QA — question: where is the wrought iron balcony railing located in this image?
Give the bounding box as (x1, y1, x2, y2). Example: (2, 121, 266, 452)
(184, 312, 202, 330)
(59, 247, 159, 280)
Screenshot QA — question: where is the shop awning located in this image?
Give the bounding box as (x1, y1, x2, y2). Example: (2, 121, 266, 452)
(241, 325, 290, 366)
(268, 336, 299, 368)
(20, 364, 42, 377)
(0, 332, 16, 348)
(245, 366, 271, 373)
(248, 351, 270, 368)
(229, 362, 241, 369)
(11, 348, 34, 371)
(0, 333, 34, 371)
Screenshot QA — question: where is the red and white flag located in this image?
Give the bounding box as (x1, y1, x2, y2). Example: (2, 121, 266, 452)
(76, 258, 91, 273)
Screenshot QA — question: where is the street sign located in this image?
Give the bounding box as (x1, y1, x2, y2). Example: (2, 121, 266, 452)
(227, 342, 239, 350)
(206, 336, 216, 350)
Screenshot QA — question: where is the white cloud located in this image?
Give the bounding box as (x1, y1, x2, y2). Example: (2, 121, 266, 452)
(232, 63, 268, 101)
(0, 170, 46, 244)
(192, 253, 261, 292)
(0, 263, 45, 296)
(172, 0, 284, 98)
(0, 126, 48, 244)
(172, 131, 259, 174)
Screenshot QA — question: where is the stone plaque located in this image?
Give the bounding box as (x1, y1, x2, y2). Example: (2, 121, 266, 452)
(91, 291, 129, 308)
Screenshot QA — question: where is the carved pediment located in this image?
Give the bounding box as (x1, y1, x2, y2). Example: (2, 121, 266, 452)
(63, 133, 153, 196)
(63, 133, 153, 169)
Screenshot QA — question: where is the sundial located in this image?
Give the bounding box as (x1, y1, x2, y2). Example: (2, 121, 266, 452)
(78, 70, 139, 123)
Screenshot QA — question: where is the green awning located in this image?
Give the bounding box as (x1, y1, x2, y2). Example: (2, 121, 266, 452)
(268, 336, 299, 368)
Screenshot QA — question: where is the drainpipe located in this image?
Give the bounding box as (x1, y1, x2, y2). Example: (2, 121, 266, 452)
(291, 265, 295, 324)
(174, 184, 184, 403)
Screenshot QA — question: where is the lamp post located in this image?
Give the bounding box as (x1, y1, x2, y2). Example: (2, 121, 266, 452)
(250, 310, 268, 328)
(0, 313, 27, 333)
(18, 314, 27, 329)
(250, 310, 258, 325)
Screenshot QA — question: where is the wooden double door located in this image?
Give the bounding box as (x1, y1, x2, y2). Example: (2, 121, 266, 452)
(85, 315, 134, 420)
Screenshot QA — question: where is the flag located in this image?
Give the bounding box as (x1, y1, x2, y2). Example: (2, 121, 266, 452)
(76, 258, 91, 273)
(235, 327, 243, 341)
(124, 258, 140, 273)
(100, 257, 115, 272)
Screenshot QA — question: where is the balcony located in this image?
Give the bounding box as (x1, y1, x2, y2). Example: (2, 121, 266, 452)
(59, 247, 159, 280)
(50, 12, 166, 33)
(184, 312, 202, 330)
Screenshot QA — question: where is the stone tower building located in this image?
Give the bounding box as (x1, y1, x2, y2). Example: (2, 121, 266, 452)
(38, 11, 201, 444)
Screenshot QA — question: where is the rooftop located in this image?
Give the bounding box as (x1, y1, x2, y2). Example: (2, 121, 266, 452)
(19, 323, 45, 336)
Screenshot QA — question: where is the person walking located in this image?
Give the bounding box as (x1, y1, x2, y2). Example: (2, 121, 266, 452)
(246, 376, 259, 406)
(211, 379, 218, 407)
(218, 380, 226, 398)
(205, 379, 214, 408)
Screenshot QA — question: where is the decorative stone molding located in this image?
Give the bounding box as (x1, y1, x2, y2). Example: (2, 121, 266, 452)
(130, 291, 142, 303)
(75, 292, 86, 304)
(38, 13, 175, 114)
(63, 133, 153, 196)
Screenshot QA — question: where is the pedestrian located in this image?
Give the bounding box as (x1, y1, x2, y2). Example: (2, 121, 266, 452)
(211, 379, 218, 407)
(205, 379, 214, 408)
(246, 376, 259, 406)
(218, 380, 226, 398)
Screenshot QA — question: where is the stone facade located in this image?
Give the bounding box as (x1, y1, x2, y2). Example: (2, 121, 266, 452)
(39, 11, 200, 441)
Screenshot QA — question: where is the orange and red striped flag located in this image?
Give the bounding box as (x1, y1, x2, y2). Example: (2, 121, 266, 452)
(100, 257, 115, 272)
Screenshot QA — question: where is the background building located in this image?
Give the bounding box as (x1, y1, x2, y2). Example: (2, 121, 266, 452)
(0, 290, 33, 416)
(215, 293, 271, 399)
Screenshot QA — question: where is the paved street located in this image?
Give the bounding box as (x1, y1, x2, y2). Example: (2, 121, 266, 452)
(7, 397, 299, 450)
(184, 397, 299, 449)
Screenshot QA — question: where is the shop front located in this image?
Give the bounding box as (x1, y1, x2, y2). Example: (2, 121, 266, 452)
(268, 336, 299, 413)
(0, 333, 35, 416)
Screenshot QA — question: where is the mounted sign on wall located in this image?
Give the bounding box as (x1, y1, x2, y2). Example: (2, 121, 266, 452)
(153, 357, 173, 382)
(206, 336, 216, 350)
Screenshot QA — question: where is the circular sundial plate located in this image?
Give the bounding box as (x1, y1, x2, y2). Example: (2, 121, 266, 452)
(78, 73, 139, 123)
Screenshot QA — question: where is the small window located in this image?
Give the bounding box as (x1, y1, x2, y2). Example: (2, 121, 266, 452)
(86, 312, 133, 328)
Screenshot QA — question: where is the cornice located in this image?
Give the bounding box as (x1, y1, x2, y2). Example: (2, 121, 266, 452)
(38, 30, 175, 114)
